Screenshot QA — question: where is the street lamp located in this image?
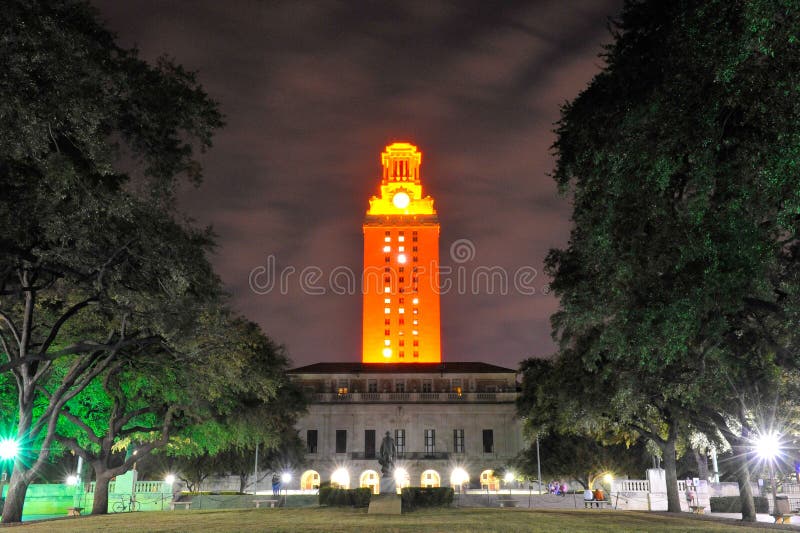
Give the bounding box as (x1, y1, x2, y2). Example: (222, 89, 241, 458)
(0, 438, 19, 503)
(164, 474, 176, 485)
(755, 431, 781, 513)
(504, 471, 515, 495)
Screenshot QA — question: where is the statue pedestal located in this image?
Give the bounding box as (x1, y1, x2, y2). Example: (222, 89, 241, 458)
(379, 476, 396, 495)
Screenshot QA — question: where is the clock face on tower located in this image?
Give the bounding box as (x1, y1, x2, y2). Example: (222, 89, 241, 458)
(392, 191, 410, 209)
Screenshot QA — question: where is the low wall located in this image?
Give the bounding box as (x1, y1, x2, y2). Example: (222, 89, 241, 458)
(188, 494, 318, 510)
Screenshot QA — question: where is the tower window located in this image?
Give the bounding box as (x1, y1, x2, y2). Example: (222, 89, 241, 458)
(384, 276, 390, 283)
(399, 297, 404, 304)
(399, 318, 404, 325)
(413, 308, 418, 315)
(413, 340, 419, 347)
(385, 318, 391, 325)
(385, 257, 390, 263)
(413, 246, 418, 252)
(384, 308, 390, 314)
(386, 231, 391, 236)
(399, 277, 404, 283)
(412, 298, 419, 304)
(399, 308, 405, 314)
(413, 351, 419, 358)
(384, 339, 391, 346)
(384, 287, 391, 293)
(412, 237, 418, 242)
(384, 298, 391, 304)
(399, 351, 404, 358)
(398, 246, 405, 252)
(413, 256, 418, 262)
(383, 245, 391, 253)
(399, 339, 405, 347)
(398, 236, 405, 242)
(399, 267, 404, 272)
(384, 329, 390, 336)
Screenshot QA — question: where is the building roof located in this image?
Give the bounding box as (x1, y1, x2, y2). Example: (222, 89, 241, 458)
(288, 361, 517, 375)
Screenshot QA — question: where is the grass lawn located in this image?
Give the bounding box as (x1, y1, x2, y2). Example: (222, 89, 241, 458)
(4, 507, 784, 532)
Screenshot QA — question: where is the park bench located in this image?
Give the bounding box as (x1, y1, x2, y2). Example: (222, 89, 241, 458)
(583, 499, 612, 509)
(689, 505, 705, 515)
(67, 506, 84, 516)
(497, 498, 518, 508)
(170, 500, 192, 511)
(253, 499, 279, 508)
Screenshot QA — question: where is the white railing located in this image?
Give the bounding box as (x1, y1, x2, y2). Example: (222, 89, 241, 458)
(617, 479, 650, 492)
(310, 391, 518, 403)
(85, 481, 168, 494)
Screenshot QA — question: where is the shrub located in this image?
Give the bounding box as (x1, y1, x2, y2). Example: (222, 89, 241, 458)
(709, 496, 768, 513)
(318, 487, 372, 507)
(400, 487, 454, 509)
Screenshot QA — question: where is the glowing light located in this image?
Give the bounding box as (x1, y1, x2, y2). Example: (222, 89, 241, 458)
(282, 472, 292, 483)
(383, 245, 391, 253)
(603, 473, 613, 484)
(384, 287, 390, 293)
(331, 468, 350, 488)
(384, 298, 391, 304)
(165, 474, 176, 484)
(0, 438, 19, 460)
(755, 432, 781, 460)
(397, 254, 407, 264)
(504, 472, 515, 483)
(392, 192, 410, 209)
(384, 237, 391, 242)
(66, 475, 78, 486)
(384, 340, 390, 346)
(398, 236, 405, 242)
(412, 298, 419, 304)
(382, 348, 392, 358)
(412, 330, 418, 336)
(384, 307, 390, 314)
(398, 308, 405, 314)
(398, 246, 405, 252)
(450, 468, 469, 486)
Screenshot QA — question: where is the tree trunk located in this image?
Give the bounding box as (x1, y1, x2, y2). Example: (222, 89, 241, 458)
(1, 466, 30, 523)
(239, 473, 248, 494)
(662, 434, 681, 512)
(693, 448, 709, 481)
(92, 474, 112, 515)
(733, 442, 756, 522)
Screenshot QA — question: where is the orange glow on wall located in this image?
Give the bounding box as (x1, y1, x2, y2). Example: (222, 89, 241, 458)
(362, 142, 441, 363)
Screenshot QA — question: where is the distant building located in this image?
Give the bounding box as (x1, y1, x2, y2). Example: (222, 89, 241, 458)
(289, 143, 524, 493)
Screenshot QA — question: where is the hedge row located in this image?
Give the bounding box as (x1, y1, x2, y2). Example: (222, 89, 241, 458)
(400, 487, 454, 509)
(709, 496, 768, 513)
(318, 487, 372, 507)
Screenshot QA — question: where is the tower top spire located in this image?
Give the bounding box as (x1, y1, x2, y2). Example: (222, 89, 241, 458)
(367, 142, 435, 216)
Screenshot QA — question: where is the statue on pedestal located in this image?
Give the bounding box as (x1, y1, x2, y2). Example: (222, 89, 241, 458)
(378, 431, 396, 477)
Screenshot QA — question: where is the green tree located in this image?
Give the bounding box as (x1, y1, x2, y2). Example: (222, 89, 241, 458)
(540, 0, 800, 519)
(0, 0, 222, 522)
(54, 314, 305, 514)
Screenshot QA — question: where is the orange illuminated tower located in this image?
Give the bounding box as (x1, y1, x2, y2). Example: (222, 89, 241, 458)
(362, 142, 441, 363)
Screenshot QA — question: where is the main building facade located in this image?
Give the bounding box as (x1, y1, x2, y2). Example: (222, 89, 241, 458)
(288, 143, 524, 493)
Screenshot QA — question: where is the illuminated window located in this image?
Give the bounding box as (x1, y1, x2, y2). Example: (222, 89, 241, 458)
(384, 298, 391, 304)
(397, 254, 407, 264)
(398, 246, 405, 252)
(385, 236, 391, 242)
(412, 330, 418, 336)
(383, 245, 391, 253)
(384, 308, 390, 314)
(412, 298, 419, 304)
(384, 339, 391, 346)
(398, 236, 405, 242)
(412, 319, 418, 325)
(399, 308, 405, 314)
(384, 287, 390, 293)
(382, 348, 392, 358)
(413, 308, 418, 315)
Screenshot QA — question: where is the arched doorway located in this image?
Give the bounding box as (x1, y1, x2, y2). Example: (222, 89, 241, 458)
(300, 470, 320, 491)
(450, 468, 470, 489)
(360, 470, 380, 494)
(331, 468, 350, 489)
(394, 467, 411, 494)
(480, 469, 498, 491)
(420, 469, 440, 488)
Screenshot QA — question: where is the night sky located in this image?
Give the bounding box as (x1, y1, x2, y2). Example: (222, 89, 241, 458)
(93, 0, 623, 369)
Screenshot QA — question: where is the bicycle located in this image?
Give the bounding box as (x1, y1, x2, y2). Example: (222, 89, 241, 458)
(111, 496, 140, 513)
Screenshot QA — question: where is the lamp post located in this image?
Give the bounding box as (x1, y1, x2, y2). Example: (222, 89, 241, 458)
(0, 438, 19, 507)
(281, 472, 292, 506)
(755, 431, 781, 514)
